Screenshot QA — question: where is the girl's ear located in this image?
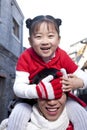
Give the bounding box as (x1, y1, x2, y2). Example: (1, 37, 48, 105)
(28, 37, 32, 46)
(58, 36, 61, 45)
(59, 36, 61, 40)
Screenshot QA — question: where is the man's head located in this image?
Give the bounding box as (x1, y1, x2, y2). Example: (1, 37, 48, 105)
(37, 93, 67, 121)
(32, 68, 67, 121)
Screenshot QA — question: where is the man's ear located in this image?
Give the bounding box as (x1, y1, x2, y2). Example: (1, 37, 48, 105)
(28, 37, 32, 46)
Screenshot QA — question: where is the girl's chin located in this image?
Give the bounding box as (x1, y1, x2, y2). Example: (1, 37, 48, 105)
(41, 54, 53, 61)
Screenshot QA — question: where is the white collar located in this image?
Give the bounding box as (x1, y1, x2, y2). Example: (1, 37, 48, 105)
(28, 105, 69, 130)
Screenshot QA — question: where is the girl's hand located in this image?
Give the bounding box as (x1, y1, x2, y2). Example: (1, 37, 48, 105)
(61, 74, 84, 92)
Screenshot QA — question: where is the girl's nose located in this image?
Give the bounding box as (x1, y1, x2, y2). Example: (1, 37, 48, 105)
(41, 37, 49, 44)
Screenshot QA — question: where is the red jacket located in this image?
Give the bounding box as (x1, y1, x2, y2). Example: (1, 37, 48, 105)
(16, 47, 78, 83)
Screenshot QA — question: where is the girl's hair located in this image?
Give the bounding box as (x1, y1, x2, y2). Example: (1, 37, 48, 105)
(25, 15, 62, 36)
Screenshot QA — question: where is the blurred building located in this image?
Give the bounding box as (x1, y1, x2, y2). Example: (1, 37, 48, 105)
(0, 0, 24, 122)
(68, 38, 87, 103)
(69, 38, 87, 69)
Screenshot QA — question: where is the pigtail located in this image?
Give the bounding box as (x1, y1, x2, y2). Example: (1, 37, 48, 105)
(26, 18, 32, 29)
(56, 18, 62, 27)
(25, 15, 62, 36)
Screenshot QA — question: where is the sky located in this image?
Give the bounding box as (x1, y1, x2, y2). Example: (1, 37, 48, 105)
(16, 0, 87, 52)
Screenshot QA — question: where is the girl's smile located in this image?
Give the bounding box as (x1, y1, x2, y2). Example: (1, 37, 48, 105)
(29, 21, 60, 62)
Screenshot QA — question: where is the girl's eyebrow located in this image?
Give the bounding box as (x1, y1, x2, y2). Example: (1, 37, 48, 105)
(34, 32, 42, 35)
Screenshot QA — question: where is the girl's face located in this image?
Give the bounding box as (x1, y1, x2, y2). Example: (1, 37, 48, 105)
(37, 93, 67, 121)
(29, 21, 60, 62)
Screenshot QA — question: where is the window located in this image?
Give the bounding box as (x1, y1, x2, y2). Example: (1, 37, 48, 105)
(0, 0, 1, 17)
(0, 76, 5, 97)
(0, 76, 6, 122)
(12, 18, 19, 39)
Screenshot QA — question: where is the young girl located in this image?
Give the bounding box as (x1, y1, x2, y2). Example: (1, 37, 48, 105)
(6, 15, 87, 130)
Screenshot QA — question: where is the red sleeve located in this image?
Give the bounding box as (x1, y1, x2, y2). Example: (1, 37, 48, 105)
(16, 49, 30, 72)
(68, 93, 87, 108)
(58, 48, 78, 73)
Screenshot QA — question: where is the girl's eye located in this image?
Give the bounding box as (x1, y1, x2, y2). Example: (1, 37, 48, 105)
(48, 34, 54, 38)
(35, 35, 42, 39)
